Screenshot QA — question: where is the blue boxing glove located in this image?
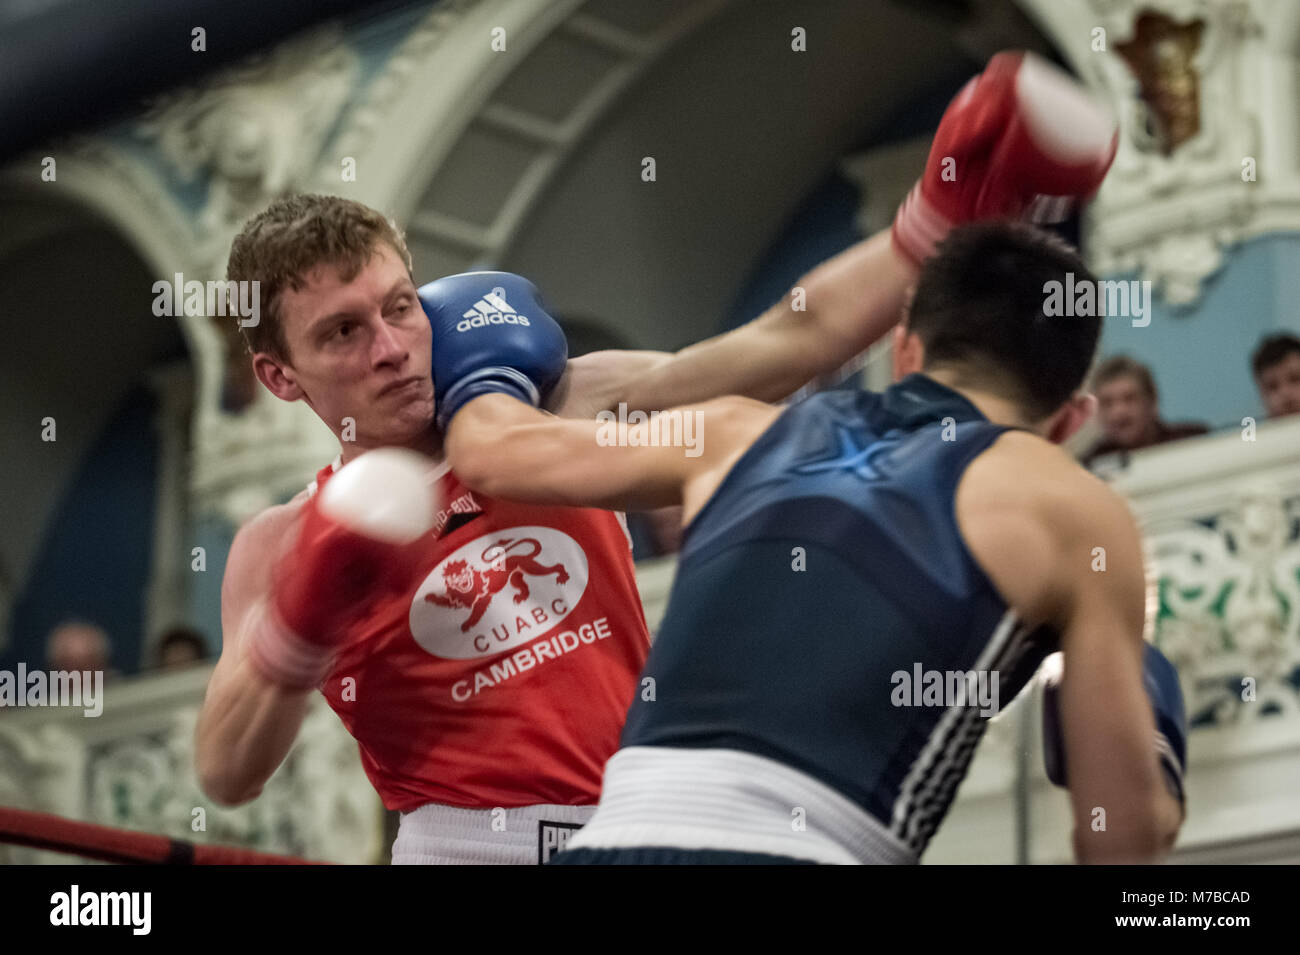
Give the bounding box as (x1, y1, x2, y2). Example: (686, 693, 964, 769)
(418, 271, 568, 431)
(1041, 643, 1187, 804)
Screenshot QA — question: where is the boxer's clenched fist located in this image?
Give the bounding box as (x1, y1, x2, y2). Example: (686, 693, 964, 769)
(245, 448, 437, 690)
(419, 271, 569, 431)
(1041, 643, 1188, 805)
(892, 50, 1118, 265)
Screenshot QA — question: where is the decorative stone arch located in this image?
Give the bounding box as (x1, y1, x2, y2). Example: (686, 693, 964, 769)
(0, 181, 194, 656)
(4, 144, 217, 391)
(325, 0, 739, 266)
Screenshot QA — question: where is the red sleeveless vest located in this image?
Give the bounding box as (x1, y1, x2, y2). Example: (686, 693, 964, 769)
(311, 458, 651, 811)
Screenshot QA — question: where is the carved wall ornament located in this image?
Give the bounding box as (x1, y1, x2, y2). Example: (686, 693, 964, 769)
(1116, 11, 1206, 154)
(133, 27, 360, 426)
(1017, 0, 1295, 307)
(1147, 483, 1300, 725)
(136, 28, 359, 258)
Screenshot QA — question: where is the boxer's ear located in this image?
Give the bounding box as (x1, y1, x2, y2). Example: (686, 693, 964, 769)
(1044, 392, 1096, 444)
(253, 353, 305, 401)
(891, 326, 924, 381)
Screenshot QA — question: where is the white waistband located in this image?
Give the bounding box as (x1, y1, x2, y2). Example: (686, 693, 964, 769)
(566, 747, 917, 865)
(392, 802, 595, 865)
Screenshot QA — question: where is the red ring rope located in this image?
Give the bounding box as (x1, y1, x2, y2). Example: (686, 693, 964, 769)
(0, 806, 329, 864)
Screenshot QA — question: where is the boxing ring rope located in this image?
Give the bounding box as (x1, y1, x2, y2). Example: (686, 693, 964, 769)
(0, 806, 328, 865)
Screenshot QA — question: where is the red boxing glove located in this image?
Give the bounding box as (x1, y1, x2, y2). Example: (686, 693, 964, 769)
(246, 448, 438, 689)
(892, 50, 1118, 266)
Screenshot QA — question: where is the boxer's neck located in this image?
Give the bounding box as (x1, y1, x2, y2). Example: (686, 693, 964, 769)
(338, 428, 444, 468)
(923, 368, 1038, 432)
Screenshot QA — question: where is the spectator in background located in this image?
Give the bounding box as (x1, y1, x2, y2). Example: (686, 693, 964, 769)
(1251, 333, 1300, 420)
(156, 626, 209, 670)
(45, 619, 111, 673)
(1084, 356, 1208, 466)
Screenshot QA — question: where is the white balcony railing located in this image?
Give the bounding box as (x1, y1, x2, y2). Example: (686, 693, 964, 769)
(0, 664, 383, 864)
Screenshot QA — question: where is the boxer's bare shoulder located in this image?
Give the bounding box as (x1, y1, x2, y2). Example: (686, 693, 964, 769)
(682, 396, 784, 524)
(955, 429, 1141, 629)
(219, 495, 307, 657)
(199, 491, 319, 802)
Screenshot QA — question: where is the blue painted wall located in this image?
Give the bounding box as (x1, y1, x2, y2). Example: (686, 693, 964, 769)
(5, 386, 158, 674)
(187, 516, 235, 657)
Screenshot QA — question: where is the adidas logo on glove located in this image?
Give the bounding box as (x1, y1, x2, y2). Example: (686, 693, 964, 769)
(457, 288, 532, 332)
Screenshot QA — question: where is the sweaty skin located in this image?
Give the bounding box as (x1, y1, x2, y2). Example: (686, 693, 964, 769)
(445, 363, 1182, 864)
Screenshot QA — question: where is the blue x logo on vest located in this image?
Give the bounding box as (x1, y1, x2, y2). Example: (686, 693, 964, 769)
(793, 426, 902, 481)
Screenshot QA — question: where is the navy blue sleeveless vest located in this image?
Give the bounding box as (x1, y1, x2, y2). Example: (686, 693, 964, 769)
(620, 374, 1058, 855)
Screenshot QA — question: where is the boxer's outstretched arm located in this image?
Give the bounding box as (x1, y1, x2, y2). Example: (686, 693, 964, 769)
(559, 52, 1117, 419)
(1053, 483, 1177, 863)
(959, 433, 1180, 863)
(195, 503, 313, 806)
(555, 230, 916, 417)
(448, 393, 777, 517)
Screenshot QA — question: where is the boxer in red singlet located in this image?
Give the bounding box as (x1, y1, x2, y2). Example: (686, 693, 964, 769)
(194, 193, 918, 863)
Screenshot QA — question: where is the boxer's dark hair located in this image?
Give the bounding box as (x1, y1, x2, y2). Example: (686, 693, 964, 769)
(905, 221, 1101, 420)
(1251, 332, 1300, 378)
(227, 194, 413, 362)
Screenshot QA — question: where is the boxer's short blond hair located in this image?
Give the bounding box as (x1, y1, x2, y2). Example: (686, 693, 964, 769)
(226, 194, 413, 363)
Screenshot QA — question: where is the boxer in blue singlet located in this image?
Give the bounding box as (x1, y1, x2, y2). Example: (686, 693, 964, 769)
(437, 221, 1187, 865)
